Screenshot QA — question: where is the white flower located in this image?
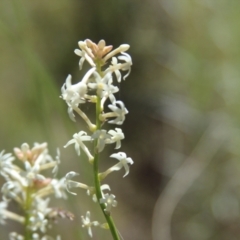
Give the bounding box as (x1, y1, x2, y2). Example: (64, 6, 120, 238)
(117, 52, 132, 80)
(64, 131, 93, 160)
(64, 171, 89, 196)
(81, 211, 99, 238)
(61, 68, 96, 121)
(0, 150, 15, 175)
(109, 57, 121, 82)
(88, 184, 111, 202)
(1, 181, 21, 202)
(9, 232, 24, 240)
(110, 152, 134, 177)
(24, 161, 45, 185)
(32, 233, 41, 240)
(35, 197, 51, 213)
(75, 41, 96, 69)
(50, 178, 67, 199)
(107, 128, 125, 149)
(61, 75, 86, 121)
(100, 193, 117, 213)
(103, 44, 130, 62)
(99, 152, 134, 180)
(91, 130, 111, 152)
(29, 212, 48, 233)
(107, 101, 129, 125)
(29, 198, 53, 233)
(88, 72, 119, 111)
(88, 72, 110, 95)
(3, 167, 28, 187)
(101, 76, 119, 109)
(104, 52, 132, 82)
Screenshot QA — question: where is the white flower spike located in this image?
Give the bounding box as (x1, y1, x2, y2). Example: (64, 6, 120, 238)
(60, 39, 133, 239)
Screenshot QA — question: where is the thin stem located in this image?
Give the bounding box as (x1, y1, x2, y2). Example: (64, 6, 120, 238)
(24, 187, 33, 240)
(93, 77, 120, 239)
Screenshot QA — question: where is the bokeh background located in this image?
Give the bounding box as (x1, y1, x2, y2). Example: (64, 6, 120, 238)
(1, 0, 240, 239)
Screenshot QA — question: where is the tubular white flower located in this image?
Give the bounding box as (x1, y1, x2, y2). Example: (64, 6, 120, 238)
(1, 181, 22, 204)
(103, 44, 130, 62)
(117, 52, 132, 80)
(64, 131, 93, 161)
(88, 72, 111, 94)
(100, 101, 128, 125)
(88, 184, 111, 202)
(91, 130, 111, 152)
(61, 78, 86, 117)
(29, 212, 48, 233)
(24, 161, 45, 185)
(28, 198, 53, 233)
(88, 72, 118, 105)
(88, 71, 119, 110)
(107, 128, 125, 149)
(110, 57, 121, 82)
(100, 75, 119, 110)
(75, 41, 96, 69)
(32, 197, 51, 216)
(29, 143, 49, 164)
(99, 152, 134, 180)
(0, 150, 15, 175)
(71, 76, 87, 96)
(110, 152, 133, 177)
(49, 178, 67, 199)
(64, 171, 89, 196)
(81, 211, 99, 238)
(61, 68, 96, 123)
(108, 101, 128, 125)
(104, 52, 132, 82)
(61, 74, 87, 104)
(100, 193, 117, 213)
(3, 167, 28, 187)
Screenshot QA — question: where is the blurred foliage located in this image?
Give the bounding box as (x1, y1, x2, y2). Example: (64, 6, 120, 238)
(1, 0, 240, 239)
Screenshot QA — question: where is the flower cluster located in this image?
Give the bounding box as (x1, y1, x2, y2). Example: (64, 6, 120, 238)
(0, 143, 72, 239)
(61, 39, 133, 238)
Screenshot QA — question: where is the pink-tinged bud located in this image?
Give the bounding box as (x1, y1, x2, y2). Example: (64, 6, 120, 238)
(33, 178, 52, 189)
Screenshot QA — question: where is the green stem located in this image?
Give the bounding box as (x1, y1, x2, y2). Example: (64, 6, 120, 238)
(93, 92, 120, 240)
(24, 187, 33, 240)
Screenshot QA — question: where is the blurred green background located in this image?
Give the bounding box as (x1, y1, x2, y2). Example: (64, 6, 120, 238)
(1, 0, 240, 239)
